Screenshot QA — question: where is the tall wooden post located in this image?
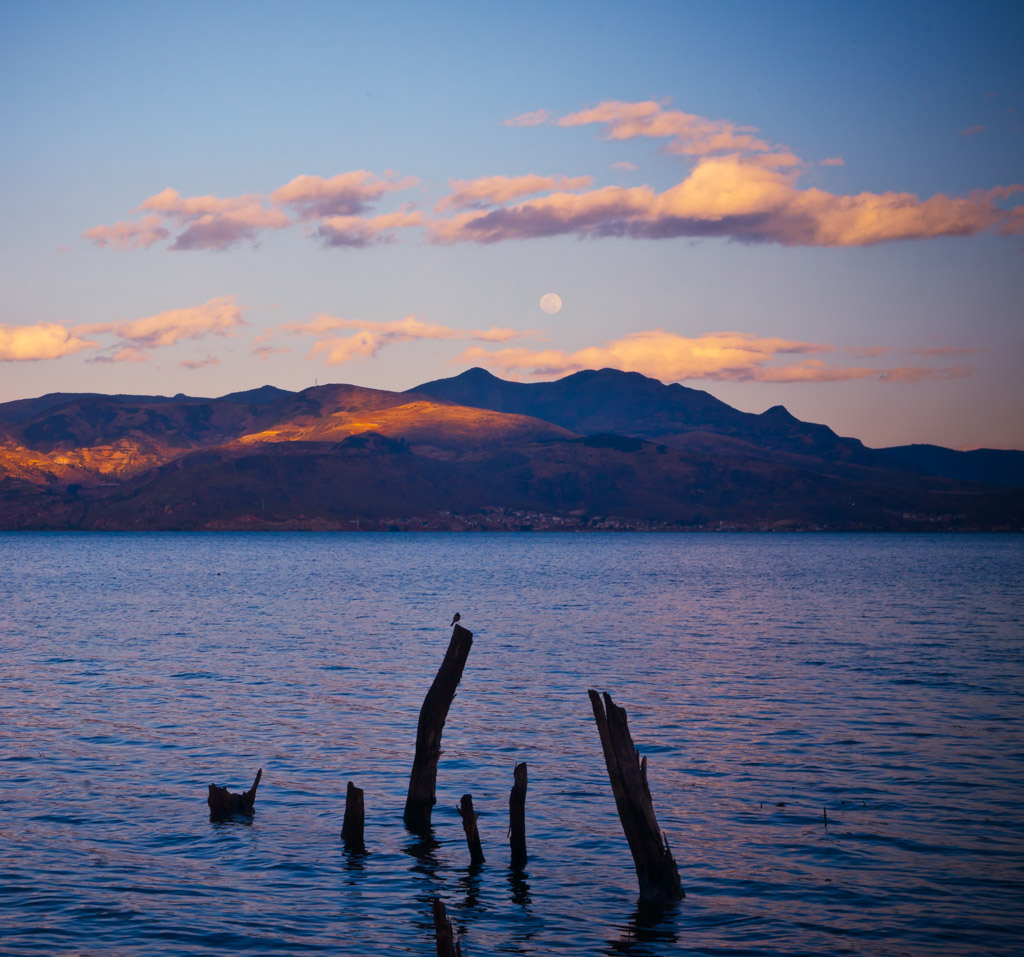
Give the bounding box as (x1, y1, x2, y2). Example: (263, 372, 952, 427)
(588, 690, 684, 903)
(458, 793, 486, 865)
(509, 762, 528, 869)
(404, 624, 474, 831)
(431, 898, 463, 957)
(341, 780, 365, 852)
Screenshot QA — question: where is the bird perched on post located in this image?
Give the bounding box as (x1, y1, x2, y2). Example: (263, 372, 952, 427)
(450, 612, 461, 627)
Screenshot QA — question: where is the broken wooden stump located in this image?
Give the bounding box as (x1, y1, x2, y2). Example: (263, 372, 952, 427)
(588, 690, 683, 903)
(431, 898, 463, 957)
(404, 623, 474, 832)
(457, 793, 485, 866)
(509, 762, 528, 869)
(207, 767, 262, 819)
(341, 780, 365, 852)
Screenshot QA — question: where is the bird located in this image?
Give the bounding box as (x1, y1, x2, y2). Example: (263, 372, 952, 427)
(450, 612, 461, 627)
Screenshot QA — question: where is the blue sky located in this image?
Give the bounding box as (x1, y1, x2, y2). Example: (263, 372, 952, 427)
(1, 0, 1022, 448)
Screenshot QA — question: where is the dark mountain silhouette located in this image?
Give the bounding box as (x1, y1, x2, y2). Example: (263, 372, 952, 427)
(0, 370, 1021, 531)
(880, 444, 1024, 488)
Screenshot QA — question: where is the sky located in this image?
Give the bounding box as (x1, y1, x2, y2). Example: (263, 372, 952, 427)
(1, 0, 1022, 450)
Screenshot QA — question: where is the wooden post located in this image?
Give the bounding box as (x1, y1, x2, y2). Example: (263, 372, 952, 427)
(432, 898, 463, 957)
(588, 690, 684, 903)
(341, 780, 365, 851)
(207, 767, 262, 819)
(404, 624, 474, 831)
(457, 793, 485, 865)
(509, 762, 528, 869)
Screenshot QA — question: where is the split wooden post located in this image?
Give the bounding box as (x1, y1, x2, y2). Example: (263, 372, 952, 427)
(341, 780, 365, 851)
(588, 690, 684, 903)
(509, 762, 528, 869)
(431, 898, 463, 957)
(404, 623, 474, 831)
(207, 767, 262, 819)
(457, 793, 485, 865)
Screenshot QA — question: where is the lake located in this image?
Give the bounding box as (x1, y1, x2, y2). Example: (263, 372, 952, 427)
(1, 532, 1022, 955)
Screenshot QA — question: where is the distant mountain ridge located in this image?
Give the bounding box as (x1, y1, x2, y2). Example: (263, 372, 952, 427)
(0, 369, 1021, 530)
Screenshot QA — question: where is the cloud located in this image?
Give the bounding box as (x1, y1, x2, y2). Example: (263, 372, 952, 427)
(137, 188, 290, 251)
(430, 154, 1024, 247)
(819, 156, 845, 167)
(0, 323, 99, 361)
(911, 345, 990, 356)
(281, 313, 529, 365)
(457, 329, 977, 384)
(436, 174, 594, 212)
(179, 355, 220, 370)
(271, 171, 416, 219)
(960, 125, 986, 137)
(503, 109, 551, 127)
(82, 214, 170, 250)
(253, 345, 291, 362)
(557, 100, 774, 156)
(80, 296, 245, 351)
(316, 209, 425, 247)
(85, 172, 419, 252)
(611, 161, 638, 171)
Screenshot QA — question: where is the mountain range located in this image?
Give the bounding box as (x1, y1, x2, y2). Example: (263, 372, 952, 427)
(0, 368, 1021, 531)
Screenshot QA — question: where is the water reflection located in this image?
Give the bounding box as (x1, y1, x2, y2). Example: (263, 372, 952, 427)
(458, 861, 484, 910)
(508, 867, 532, 909)
(403, 830, 441, 880)
(604, 902, 679, 955)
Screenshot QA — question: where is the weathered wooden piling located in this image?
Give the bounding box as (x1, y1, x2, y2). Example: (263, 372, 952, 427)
(458, 793, 486, 865)
(509, 762, 528, 869)
(588, 690, 684, 903)
(341, 780, 365, 851)
(404, 623, 474, 831)
(432, 898, 463, 957)
(207, 767, 262, 819)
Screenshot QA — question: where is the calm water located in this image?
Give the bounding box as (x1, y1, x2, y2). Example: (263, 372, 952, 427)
(1, 533, 1022, 956)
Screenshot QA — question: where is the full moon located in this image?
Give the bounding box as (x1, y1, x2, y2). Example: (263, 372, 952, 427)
(540, 292, 562, 315)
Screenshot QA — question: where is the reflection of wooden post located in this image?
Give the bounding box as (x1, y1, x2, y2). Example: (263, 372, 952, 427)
(208, 768, 262, 819)
(432, 898, 463, 957)
(509, 762, 528, 869)
(589, 690, 684, 903)
(404, 624, 474, 831)
(341, 781, 365, 851)
(458, 793, 485, 865)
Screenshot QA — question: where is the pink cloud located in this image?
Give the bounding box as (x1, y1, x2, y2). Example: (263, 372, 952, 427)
(253, 345, 291, 362)
(457, 329, 977, 384)
(503, 109, 551, 127)
(436, 174, 594, 212)
(960, 125, 985, 137)
(0, 323, 99, 362)
(82, 214, 170, 250)
(820, 157, 845, 167)
(78, 296, 245, 356)
(179, 355, 221, 370)
(281, 313, 530, 365)
(611, 161, 638, 171)
(316, 209, 424, 247)
(271, 171, 416, 219)
(430, 155, 1024, 247)
(136, 188, 289, 250)
(88, 345, 151, 364)
(558, 100, 774, 156)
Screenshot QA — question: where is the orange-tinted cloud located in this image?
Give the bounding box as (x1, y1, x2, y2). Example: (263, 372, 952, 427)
(436, 174, 594, 212)
(82, 214, 170, 250)
(820, 156, 845, 167)
(80, 296, 245, 350)
(458, 329, 977, 384)
(611, 161, 638, 171)
(430, 155, 1024, 247)
(558, 100, 774, 156)
(0, 323, 99, 362)
(271, 171, 416, 219)
(137, 188, 290, 250)
(316, 209, 425, 247)
(282, 313, 528, 365)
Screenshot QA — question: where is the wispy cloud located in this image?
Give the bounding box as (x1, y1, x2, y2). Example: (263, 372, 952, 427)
(79, 296, 245, 352)
(960, 125, 985, 138)
(0, 323, 99, 362)
(611, 161, 638, 172)
(82, 214, 170, 250)
(280, 313, 527, 365)
(503, 109, 551, 127)
(436, 174, 594, 212)
(179, 355, 221, 370)
(271, 171, 416, 219)
(458, 329, 977, 384)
